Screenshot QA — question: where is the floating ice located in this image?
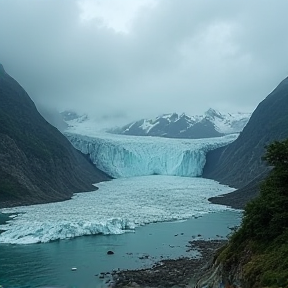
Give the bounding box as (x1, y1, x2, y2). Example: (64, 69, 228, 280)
(0, 176, 235, 244)
(65, 132, 238, 178)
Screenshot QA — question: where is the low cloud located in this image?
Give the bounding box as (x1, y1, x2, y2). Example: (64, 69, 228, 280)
(0, 0, 287, 123)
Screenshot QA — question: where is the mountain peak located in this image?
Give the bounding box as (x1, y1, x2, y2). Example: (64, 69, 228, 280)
(168, 113, 179, 121)
(0, 63, 5, 74)
(105, 109, 251, 139)
(205, 108, 222, 119)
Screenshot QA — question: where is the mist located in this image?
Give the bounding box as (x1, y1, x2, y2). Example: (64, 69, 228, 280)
(0, 0, 287, 124)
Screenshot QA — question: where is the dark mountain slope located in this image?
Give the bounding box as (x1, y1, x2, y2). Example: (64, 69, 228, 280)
(37, 105, 68, 132)
(0, 64, 110, 208)
(203, 77, 288, 194)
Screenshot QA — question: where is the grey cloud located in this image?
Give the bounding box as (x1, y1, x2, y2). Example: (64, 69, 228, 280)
(0, 0, 287, 123)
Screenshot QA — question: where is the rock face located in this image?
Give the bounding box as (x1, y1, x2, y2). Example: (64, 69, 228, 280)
(203, 77, 288, 202)
(108, 109, 250, 139)
(0, 65, 110, 208)
(195, 262, 244, 288)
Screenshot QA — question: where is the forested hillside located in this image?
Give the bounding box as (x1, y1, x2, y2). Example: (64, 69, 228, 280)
(209, 139, 288, 287)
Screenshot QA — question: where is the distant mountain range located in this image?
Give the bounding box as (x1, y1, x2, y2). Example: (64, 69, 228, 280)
(107, 109, 251, 139)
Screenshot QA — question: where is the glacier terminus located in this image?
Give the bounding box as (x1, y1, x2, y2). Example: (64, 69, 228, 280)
(65, 132, 238, 178)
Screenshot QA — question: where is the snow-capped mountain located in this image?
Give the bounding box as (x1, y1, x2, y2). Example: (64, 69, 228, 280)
(108, 109, 251, 139)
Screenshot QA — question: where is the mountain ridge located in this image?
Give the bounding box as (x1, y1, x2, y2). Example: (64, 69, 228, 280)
(203, 76, 288, 207)
(0, 65, 110, 208)
(106, 109, 251, 139)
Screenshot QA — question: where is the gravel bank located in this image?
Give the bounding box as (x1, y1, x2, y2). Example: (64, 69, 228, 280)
(110, 239, 227, 287)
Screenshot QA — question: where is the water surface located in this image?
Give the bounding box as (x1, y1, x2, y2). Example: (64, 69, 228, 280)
(0, 210, 241, 288)
(0, 176, 241, 287)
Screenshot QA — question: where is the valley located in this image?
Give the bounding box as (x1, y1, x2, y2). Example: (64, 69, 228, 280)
(0, 1, 288, 286)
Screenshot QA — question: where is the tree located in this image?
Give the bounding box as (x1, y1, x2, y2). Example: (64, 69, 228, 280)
(234, 139, 288, 242)
(219, 139, 288, 287)
(263, 139, 288, 168)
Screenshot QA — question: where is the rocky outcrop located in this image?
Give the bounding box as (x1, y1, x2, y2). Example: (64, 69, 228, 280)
(195, 263, 243, 288)
(0, 65, 110, 208)
(195, 246, 253, 288)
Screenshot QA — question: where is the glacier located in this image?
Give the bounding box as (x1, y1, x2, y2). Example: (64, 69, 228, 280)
(0, 130, 240, 245)
(0, 176, 236, 244)
(65, 132, 238, 178)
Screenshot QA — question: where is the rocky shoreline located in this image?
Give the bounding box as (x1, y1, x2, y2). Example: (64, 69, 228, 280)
(108, 239, 227, 287)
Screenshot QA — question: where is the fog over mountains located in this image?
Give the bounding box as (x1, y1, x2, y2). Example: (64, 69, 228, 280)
(61, 109, 250, 140)
(0, 65, 110, 208)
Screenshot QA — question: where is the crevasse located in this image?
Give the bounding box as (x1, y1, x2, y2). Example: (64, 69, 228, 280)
(65, 132, 238, 178)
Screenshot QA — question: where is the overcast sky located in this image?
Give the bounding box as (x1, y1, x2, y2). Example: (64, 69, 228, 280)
(0, 0, 288, 123)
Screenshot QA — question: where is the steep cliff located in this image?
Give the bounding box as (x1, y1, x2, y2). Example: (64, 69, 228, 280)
(0, 65, 110, 208)
(203, 77, 288, 206)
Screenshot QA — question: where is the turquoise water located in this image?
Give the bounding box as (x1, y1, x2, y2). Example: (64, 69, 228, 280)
(0, 210, 241, 288)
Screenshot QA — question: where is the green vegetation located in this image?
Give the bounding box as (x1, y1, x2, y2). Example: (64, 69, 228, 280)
(219, 139, 288, 287)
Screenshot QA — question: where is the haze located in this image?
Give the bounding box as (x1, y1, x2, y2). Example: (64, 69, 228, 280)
(0, 0, 287, 123)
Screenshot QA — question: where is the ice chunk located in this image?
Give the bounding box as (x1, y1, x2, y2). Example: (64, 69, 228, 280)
(0, 176, 236, 244)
